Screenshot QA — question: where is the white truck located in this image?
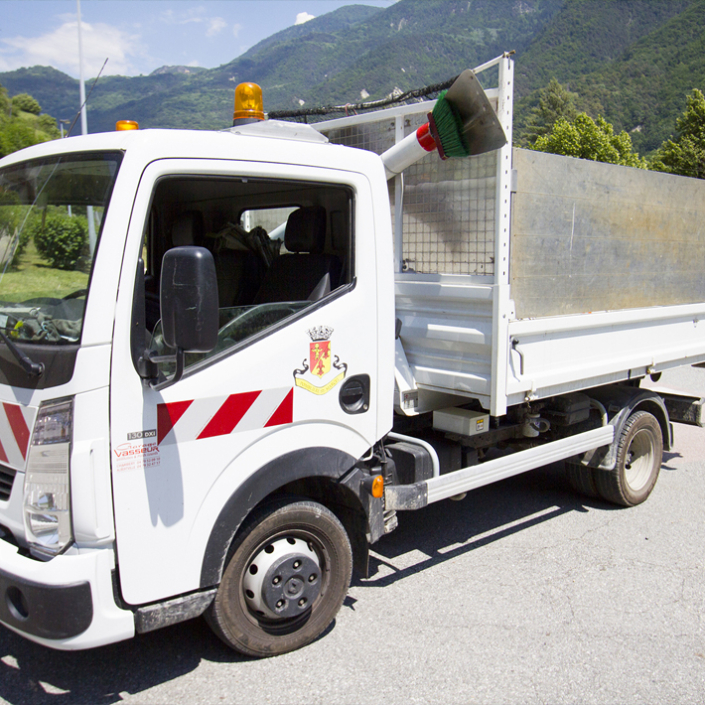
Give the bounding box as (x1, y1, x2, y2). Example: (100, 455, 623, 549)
(0, 55, 703, 657)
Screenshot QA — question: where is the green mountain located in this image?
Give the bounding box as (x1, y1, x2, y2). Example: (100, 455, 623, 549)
(514, 0, 703, 152)
(0, 0, 564, 132)
(0, 0, 703, 155)
(238, 4, 383, 59)
(514, 0, 692, 95)
(0, 66, 79, 127)
(568, 0, 705, 152)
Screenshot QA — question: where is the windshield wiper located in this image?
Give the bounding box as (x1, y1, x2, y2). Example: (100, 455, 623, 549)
(0, 331, 44, 377)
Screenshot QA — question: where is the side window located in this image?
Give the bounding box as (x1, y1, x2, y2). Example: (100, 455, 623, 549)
(140, 176, 353, 373)
(241, 206, 298, 237)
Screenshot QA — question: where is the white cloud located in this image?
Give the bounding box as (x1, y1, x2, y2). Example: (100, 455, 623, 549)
(295, 12, 315, 25)
(160, 7, 227, 35)
(0, 20, 140, 77)
(233, 23, 243, 38)
(160, 7, 205, 25)
(206, 17, 226, 37)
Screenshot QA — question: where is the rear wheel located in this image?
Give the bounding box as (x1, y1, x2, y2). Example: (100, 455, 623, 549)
(595, 411, 663, 507)
(206, 500, 352, 657)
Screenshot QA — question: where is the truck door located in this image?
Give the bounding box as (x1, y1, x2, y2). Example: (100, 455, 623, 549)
(109, 158, 388, 606)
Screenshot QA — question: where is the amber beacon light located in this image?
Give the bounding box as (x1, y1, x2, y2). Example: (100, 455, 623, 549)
(233, 82, 264, 125)
(116, 120, 139, 131)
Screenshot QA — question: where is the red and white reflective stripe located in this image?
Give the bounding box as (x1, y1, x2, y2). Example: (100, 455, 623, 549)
(157, 387, 293, 446)
(0, 402, 36, 470)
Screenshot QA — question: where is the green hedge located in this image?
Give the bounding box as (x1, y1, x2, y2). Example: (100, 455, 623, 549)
(28, 210, 88, 270)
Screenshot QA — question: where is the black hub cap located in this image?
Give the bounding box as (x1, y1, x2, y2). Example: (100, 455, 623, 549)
(262, 553, 320, 618)
(242, 536, 322, 620)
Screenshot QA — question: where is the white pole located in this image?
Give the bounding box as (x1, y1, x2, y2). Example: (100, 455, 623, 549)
(77, 0, 88, 137)
(76, 0, 96, 252)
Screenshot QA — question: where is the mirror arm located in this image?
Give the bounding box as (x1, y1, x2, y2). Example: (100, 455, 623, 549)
(149, 348, 184, 392)
(137, 349, 159, 381)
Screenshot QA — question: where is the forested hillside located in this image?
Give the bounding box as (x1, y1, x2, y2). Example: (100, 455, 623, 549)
(0, 0, 564, 132)
(515, 0, 705, 152)
(0, 0, 703, 155)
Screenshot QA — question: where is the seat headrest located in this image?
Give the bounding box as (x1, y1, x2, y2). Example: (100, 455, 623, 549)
(330, 210, 347, 252)
(172, 211, 204, 248)
(285, 206, 326, 253)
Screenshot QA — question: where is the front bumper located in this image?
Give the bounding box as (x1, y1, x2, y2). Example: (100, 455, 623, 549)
(0, 539, 134, 650)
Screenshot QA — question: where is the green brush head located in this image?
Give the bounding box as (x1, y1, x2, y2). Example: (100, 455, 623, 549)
(430, 71, 507, 159)
(431, 91, 472, 159)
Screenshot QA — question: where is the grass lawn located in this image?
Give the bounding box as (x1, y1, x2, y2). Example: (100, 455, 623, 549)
(0, 241, 88, 302)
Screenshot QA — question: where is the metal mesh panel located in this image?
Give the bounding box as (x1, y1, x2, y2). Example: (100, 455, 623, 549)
(401, 113, 497, 275)
(322, 112, 498, 275)
(324, 119, 398, 255)
(324, 119, 396, 155)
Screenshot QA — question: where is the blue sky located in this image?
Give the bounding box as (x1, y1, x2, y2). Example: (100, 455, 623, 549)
(1, 1, 397, 78)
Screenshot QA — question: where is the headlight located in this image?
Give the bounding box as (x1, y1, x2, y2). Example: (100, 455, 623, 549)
(23, 399, 73, 559)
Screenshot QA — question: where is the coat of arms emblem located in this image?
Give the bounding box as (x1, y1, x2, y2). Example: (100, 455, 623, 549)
(294, 326, 347, 395)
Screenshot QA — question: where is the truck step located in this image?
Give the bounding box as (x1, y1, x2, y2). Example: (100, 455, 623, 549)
(385, 425, 614, 510)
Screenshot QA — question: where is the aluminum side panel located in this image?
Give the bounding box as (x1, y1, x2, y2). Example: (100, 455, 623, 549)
(506, 303, 705, 404)
(395, 275, 494, 405)
(510, 148, 705, 319)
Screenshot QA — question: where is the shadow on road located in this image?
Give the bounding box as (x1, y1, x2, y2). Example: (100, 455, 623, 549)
(0, 459, 656, 703)
(355, 460, 614, 588)
(662, 449, 683, 470)
(0, 615, 249, 705)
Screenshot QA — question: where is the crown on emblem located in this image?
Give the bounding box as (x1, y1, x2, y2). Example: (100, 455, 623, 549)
(308, 325, 333, 342)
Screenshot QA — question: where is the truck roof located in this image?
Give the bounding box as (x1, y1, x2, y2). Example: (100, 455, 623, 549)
(0, 120, 383, 178)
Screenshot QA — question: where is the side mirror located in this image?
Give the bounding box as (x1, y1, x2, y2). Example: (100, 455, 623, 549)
(161, 246, 218, 353)
(141, 246, 218, 390)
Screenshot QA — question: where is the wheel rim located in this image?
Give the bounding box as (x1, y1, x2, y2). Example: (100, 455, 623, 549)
(624, 428, 655, 491)
(242, 533, 324, 622)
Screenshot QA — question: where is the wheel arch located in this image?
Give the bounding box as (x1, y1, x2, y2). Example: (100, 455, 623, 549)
(199, 447, 368, 588)
(630, 398, 671, 452)
(585, 385, 672, 470)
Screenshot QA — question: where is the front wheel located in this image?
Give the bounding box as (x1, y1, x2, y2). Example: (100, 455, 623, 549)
(595, 411, 663, 507)
(206, 500, 352, 657)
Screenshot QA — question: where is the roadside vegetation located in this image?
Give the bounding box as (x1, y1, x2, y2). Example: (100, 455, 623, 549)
(0, 83, 60, 158)
(522, 77, 704, 177)
(0, 93, 87, 302)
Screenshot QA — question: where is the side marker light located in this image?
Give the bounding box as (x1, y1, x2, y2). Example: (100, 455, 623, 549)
(371, 475, 384, 499)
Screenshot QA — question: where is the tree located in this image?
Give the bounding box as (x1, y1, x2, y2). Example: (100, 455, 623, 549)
(11, 93, 41, 115)
(0, 85, 10, 117)
(651, 89, 705, 179)
(0, 120, 39, 157)
(0, 83, 59, 158)
(531, 113, 646, 168)
(525, 78, 578, 144)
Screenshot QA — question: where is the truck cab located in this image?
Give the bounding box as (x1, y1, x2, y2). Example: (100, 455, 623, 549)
(0, 122, 394, 653)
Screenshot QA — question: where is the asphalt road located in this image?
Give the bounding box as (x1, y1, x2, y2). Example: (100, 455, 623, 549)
(1, 367, 704, 704)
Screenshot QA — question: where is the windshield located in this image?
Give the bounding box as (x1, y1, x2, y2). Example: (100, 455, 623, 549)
(0, 152, 122, 344)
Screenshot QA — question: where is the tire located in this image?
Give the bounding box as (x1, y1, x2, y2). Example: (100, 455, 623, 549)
(206, 499, 352, 657)
(595, 411, 663, 507)
(565, 461, 599, 499)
